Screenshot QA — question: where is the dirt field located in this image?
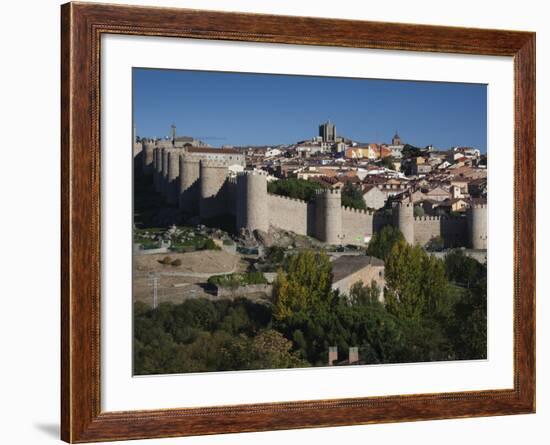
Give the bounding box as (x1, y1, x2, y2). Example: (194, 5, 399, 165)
(133, 250, 249, 305)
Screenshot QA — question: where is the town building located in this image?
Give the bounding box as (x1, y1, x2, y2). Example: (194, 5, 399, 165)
(331, 255, 386, 301)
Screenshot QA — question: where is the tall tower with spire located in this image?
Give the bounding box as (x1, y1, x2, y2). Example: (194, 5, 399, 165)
(171, 123, 177, 144)
(392, 130, 402, 146)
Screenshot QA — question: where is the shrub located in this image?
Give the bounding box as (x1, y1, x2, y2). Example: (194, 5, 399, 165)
(158, 256, 172, 265)
(208, 272, 268, 289)
(267, 178, 323, 201)
(203, 238, 221, 251)
(341, 182, 367, 210)
(426, 235, 444, 252)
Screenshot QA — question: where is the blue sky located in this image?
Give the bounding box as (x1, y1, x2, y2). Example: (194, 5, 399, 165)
(133, 68, 487, 152)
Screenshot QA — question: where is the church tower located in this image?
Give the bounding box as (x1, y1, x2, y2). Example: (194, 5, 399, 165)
(392, 130, 402, 146)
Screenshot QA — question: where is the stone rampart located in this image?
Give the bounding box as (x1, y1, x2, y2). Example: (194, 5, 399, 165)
(267, 194, 309, 236)
(341, 207, 374, 245)
(413, 216, 468, 247)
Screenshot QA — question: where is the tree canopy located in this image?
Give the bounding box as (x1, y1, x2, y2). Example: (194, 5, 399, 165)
(267, 178, 323, 201)
(341, 182, 367, 210)
(273, 250, 334, 320)
(134, 246, 487, 374)
(366, 225, 404, 260)
(380, 156, 395, 170)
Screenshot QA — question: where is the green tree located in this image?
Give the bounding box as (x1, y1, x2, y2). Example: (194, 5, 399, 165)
(273, 251, 334, 320)
(413, 205, 425, 217)
(384, 241, 426, 320)
(384, 241, 449, 320)
(348, 280, 382, 306)
(421, 253, 451, 319)
(380, 156, 395, 170)
(341, 182, 367, 210)
(250, 329, 308, 369)
(425, 235, 444, 252)
(267, 178, 323, 201)
(402, 144, 422, 158)
(202, 238, 221, 250)
(366, 225, 404, 260)
(445, 249, 486, 288)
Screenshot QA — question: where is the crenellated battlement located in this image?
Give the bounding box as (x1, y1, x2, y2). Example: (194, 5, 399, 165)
(162, 154, 484, 248)
(267, 192, 308, 205)
(200, 159, 231, 169)
(415, 216, 441, 222)
(315, 187, 341, 197)
(237, 170, 268, 177)
(181, 154, 201, 164)
(396, 201, 414, 208)
(341, 206, 373, 215)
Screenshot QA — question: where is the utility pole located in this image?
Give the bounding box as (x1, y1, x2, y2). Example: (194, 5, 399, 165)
(149, 272, 159, 309)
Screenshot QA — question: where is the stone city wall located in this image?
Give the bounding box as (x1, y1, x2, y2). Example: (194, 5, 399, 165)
(341, 207, 374, 245)
(140, 150, 485, 249)
(413, 216, 469, 248)
(267, 194, 309, 236)
(413, 216, 444, 246)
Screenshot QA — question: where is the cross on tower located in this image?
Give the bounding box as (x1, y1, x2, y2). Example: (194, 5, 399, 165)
(171, 123, 176, 143)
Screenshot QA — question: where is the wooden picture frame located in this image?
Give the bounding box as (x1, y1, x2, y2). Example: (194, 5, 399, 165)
(61, 2, 535, 442)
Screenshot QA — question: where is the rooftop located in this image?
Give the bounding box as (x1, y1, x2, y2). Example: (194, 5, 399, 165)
(187, 147, 241, 155)
(332, 255, 384, 283)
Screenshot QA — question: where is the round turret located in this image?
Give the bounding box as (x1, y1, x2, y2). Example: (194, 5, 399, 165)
(199, 160, 229, 219)
(142, 141, 155, 176)
(236, 171, 268, 233)
(160, 148, 169, 197)
(468, 203, 487, 249)
(178, 155, 201, 214)
(153, 148, 162, 192)
(393, 201, 415, 244)
(315, 188, 342, 244)
(166, 149, 181, 205)
(133, 140, 143, 158)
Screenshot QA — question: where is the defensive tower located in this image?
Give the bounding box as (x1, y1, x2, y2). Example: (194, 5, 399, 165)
(236, 171, 269, 233)
(178, 155, 201, 214)
(161, 147, 169, 196)
(142, 140, 155, 176)
(467, 203, 488, 249)
(153, 148, 162, 192)
(394, 201, 415, 244)
(315, 188, 342, 244)
(199, 160, 229, 220)
(166, 149, 181, 205)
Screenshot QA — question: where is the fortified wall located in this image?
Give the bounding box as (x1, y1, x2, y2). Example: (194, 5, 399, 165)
(140, 145, 487, 249)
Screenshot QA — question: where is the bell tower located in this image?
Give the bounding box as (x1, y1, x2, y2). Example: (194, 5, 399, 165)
(392, 130, 401, 146)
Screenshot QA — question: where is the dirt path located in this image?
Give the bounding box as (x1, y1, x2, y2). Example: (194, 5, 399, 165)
(133, 250, 247, 305)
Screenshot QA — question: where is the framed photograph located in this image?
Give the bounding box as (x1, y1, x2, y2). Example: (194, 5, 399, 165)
(61, 2, 535, 442)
